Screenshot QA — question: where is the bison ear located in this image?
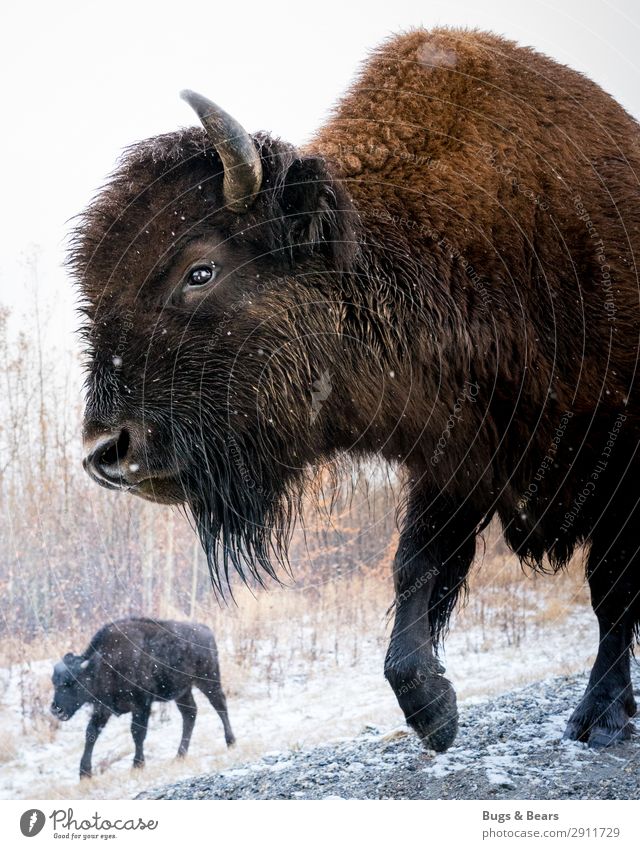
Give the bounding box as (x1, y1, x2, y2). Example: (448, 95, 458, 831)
(278, 156, 344, 252)
(63, 652, 75, 663)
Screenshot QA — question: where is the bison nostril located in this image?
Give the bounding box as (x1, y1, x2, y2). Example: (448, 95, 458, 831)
(99, 429, 129, 468)
(85, 428, 131, 484)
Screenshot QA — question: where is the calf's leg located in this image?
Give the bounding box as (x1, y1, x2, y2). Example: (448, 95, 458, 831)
(197, 681, 236, 746)
(175, 689, 197, 757)
(564, 522, 638, 747)
(130, 703, 152, 768)
(79, 706, 110, 779)
(384, 487, 480, 752)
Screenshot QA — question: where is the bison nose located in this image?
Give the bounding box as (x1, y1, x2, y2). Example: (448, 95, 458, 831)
(83, 428, 134, 489)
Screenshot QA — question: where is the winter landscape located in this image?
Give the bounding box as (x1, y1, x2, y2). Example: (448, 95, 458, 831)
(3, 1, 640, 814)
(0, 479, 606, 801)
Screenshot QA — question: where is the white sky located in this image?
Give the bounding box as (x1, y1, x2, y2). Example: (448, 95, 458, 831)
(1, 0, 639, 350)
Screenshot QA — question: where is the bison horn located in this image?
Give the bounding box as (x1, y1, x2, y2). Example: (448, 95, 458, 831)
(180, 90, 262, 212)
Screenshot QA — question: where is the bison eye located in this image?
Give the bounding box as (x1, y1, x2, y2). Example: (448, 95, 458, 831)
(186, 263, 217, 287)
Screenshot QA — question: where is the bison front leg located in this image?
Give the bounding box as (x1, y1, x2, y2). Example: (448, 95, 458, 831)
(384, 489, 480, 752)
(79, 707, 110, 779)
(130, 703, 151, 769)
(175, 690, 197, 757)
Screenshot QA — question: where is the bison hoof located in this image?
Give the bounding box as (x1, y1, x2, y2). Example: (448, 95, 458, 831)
(386, 667, 458, 752)
(564, 691, 636, 748)
(132, 759, 145, 769)
(79, 770, 92, 780)
(226, 735, 236, 748)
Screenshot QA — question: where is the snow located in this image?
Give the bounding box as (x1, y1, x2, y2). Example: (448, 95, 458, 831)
(485, 769, 515, 788)
(0, 605, 598, 799)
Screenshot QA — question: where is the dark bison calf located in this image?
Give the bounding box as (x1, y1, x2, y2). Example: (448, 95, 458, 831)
(50, 617, 235, 778)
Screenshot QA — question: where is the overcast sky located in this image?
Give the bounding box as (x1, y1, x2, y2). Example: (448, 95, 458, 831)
(1, 0, 639, 349)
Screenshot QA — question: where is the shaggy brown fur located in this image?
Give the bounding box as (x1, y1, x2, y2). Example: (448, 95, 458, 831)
(71, 28, 640, 753)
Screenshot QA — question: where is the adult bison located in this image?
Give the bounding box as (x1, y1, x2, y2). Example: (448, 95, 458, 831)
(70, 28, 640, 752)
(50, 618, 235, 777)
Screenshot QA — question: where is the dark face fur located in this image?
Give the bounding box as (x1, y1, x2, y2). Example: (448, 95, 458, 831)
(51, 654, 89, 720)
(70, 107, 359, 588)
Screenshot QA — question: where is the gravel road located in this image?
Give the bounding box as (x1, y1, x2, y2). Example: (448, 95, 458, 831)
(139, 669, 640, 800)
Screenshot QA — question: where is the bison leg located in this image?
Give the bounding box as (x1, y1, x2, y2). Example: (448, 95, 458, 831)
(384, 488, 480, 752)
(564, 528, 638, 747)
(197, 681, 236, 747)
(175, 689, 197, 757)
(130, 703, 151, 768)
(79, 706, 110, 779)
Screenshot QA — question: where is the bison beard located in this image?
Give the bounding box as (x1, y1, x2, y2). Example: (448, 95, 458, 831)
(175, 423, 303, 592)
(71, 28, 640, 754)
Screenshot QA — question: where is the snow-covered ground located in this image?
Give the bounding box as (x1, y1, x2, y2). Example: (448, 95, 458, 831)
(141, 668, 640, 800)
(0, 605, 598, 800)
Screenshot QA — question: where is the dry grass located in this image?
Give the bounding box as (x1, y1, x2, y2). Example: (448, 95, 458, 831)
(0, 519, 592, 678)
(459, 523, 589, 642)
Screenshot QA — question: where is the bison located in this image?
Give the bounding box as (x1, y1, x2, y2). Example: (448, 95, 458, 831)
(70, 28, 640, 753)
(50, 618, 235, 777)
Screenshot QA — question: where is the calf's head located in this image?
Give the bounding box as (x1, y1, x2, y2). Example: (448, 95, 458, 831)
(50, 654, 91, 720)
(71, 93, 364, 586)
